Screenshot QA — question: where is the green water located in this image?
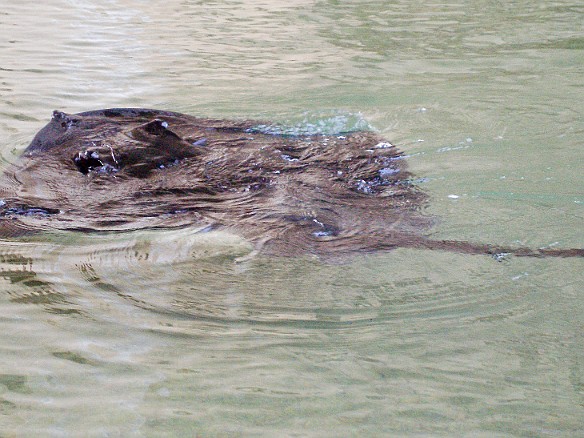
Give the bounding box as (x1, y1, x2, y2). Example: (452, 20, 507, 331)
(0, 0, 583, 436)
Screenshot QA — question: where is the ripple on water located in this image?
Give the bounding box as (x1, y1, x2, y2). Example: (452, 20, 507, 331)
(0, 229, 539, 337)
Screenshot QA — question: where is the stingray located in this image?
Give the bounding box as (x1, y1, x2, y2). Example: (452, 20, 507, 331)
(0, 108, 581, 260)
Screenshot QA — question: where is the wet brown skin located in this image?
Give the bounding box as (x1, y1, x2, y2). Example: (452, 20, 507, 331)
(0, 108, 581, 260)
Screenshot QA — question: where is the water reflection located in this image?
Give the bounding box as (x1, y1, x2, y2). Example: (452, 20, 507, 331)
(0, 227, 251, 313)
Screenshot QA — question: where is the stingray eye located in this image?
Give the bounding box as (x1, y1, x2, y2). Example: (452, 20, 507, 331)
(52, 110, 67, 121)
(52, 110, 68, 128)
(52, 110, 80, 130)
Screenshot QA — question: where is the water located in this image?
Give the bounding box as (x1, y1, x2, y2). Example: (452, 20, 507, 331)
(1, 0, 583, 435)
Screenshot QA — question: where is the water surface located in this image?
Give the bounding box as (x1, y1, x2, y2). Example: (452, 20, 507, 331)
(0, 0, 583, 436)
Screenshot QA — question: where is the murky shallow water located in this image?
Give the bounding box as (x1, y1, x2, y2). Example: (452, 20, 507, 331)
(1, 0, 583, 435)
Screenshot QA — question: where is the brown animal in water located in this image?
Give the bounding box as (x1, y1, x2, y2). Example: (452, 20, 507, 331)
(0, 108, 581, 260)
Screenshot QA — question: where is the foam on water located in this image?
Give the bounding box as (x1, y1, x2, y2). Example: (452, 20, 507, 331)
(249, 110, 373, 136)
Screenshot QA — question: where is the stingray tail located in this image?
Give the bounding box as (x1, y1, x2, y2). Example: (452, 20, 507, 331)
(382, 236, 584, 259)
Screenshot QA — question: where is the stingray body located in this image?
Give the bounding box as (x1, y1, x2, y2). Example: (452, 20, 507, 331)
(0, 108, 581, 259)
